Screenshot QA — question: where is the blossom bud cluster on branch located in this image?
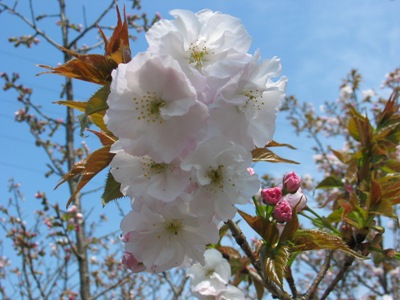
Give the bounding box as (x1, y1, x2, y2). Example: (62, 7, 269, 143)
(261, 172, 307, 224)
(105, 9, 287, 273)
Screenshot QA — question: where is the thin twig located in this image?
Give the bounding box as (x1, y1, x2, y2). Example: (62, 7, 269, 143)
(0, 3, 61, 49)
(306, 250, 333, 299)
(67, 1, 115, 49)
(320, 256, 355, 300)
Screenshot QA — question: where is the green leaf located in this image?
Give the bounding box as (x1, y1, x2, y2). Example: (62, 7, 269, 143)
(102, 171, 124, 206)
(85, 83, 110, 116)
(316, 176, 344, 189)
(290, 229, 365, 258)
(54, 100, 86, 112)
(218, 223, 230, 245)
(251, 148, 299, 164)
(261, 244, 290, 288)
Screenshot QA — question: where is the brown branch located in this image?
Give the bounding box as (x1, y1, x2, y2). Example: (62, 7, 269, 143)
(225, 219, 290, 300)
(320, 256, 355, 300)
(92, 272, 133, 300)
(0, 3, 61, 49)
(306, 250, 333, 299)
(67, 1, 115, 49)
(285, 266, 298, 298)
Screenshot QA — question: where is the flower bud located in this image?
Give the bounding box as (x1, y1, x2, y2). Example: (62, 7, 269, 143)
(273, 200, 292, 223)
(283, 172, 301, 193)
(261, 187, 282, 205)
(122, 252, 146, 273)
(281, 189, 307, 211)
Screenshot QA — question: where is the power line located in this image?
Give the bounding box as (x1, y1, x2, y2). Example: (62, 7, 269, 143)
(0, 160, 46, 174)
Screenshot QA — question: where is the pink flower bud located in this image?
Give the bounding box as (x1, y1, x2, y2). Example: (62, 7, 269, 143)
(283, 172, 301, 193)
(261, 187, 282, 205)
(282, 189, 307, 211)
(247, 167, 255, 175)
(122, 252, 146, 273)
(273, 200, 292, 223)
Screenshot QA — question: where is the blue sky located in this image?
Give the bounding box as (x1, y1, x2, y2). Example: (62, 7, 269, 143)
(0, 0, 399, 292)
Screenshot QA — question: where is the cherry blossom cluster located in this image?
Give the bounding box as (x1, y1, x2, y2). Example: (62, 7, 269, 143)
(261, 172, 307, 223)
(104, 9, 287, 273)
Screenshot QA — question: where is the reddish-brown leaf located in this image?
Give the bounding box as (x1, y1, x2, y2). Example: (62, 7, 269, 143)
(38, 6, 131, 85)
(99, 5, 131, 64)
(38, 50, 117, 85)
(264, 140, 297, 150)
(251, 148, 299, 164)
(55, 145, 115, 207)
(87, 129, 116, 146)
(238, 210, 280, 246)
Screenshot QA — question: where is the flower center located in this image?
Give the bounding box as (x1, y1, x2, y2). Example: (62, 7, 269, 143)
(243, 89, 265, 110)
(208, 165, 224, 189)
(205, 268, 215, 277)
(141, 157, 168, 178)
(133, 91, 165, 124)
(188, 42, 209, 67)
(164, 219, 183, 235)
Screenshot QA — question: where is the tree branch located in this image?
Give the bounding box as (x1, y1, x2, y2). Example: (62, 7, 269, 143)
(320, 256, 355, 300)
(0, 3, 61, 49)
(306, 250, 333, 299)
(225, 219, 290, 300)
(67, 1, 115, 49)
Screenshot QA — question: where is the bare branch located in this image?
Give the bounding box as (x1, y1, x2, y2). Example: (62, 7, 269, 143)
(0, 3, 61, 49)
(67, 1, 115, 49)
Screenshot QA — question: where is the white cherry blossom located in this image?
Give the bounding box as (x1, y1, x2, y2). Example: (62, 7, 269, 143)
(181, 137, 260, 221)
(121, 197, 219, 273)
(187, 248, 231, 295)
(110, 143, 190, 202)
(105, 52, 208, 163)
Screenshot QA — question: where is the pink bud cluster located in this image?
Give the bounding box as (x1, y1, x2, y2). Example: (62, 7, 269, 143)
(261, 172, 307, 223)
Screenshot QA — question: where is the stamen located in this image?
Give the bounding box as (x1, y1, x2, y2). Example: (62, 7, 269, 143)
(164, 219, 184, 235)
(133, 91, 165, 124)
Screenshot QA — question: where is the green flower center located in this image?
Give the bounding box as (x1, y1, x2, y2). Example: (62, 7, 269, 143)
(208, 165, 224, 189)
(141, 158, 168, 179)
(205, 268, 215, 277)
(133, 91, 165, 124)
(188, 42, 210, 67)
(164, 219, 184, 235)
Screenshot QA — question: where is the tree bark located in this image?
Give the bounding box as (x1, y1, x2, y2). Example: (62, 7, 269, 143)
(59, 0, 91, 299)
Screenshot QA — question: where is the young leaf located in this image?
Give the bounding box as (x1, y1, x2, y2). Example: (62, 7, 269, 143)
(85, 84, 110, 116)
(38, 6, 131, 85)
(55, 145, 115, 207)
(54, 100, 87, 112)
(86, 129, 115, 146)
(38, 51, 117, 85)
(316, 176, 344, 189)
(260, 244, 290, 288)
(264, 140, 297, 150)
(251, 148, 299, 164)
(102, 170, 124, 206)
(253, 277, 265, 300)
(290, 229, 364, 258)
(238, 210, 280, 247)
(99, 5, 131, 64)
